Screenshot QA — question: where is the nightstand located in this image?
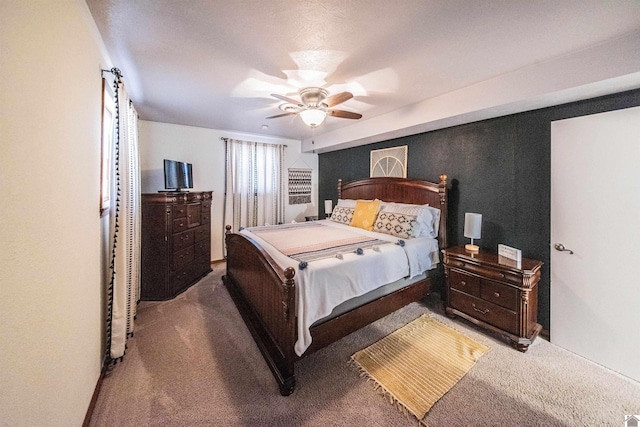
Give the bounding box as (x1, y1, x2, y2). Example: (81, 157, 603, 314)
(443, 245, 543, 351)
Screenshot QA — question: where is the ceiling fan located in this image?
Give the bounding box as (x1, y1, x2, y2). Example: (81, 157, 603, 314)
(266, 87, 362, 128)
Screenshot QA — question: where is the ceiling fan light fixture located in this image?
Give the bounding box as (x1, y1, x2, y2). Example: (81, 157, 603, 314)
(299, 108, 327, 128)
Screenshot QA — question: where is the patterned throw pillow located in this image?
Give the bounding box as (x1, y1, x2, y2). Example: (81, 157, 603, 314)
(349, 199, 381, 231)
(373, 210, 418, 239)
(383, 203, 440, 238)
(330, 206, 354, 225)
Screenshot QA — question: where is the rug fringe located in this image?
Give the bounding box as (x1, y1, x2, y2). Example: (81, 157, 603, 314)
(349, 357, 426, 426)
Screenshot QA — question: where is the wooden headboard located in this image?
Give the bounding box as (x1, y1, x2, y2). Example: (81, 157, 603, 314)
(337, 175, 448, 249)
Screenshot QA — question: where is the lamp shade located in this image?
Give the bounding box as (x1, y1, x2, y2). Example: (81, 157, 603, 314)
(299, 109, 327, 127)
(464, 213, 482, 239)
(324, 199, 333, 215)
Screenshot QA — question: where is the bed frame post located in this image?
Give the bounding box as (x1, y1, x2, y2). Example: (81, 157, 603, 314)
(438, 174, 448, 249)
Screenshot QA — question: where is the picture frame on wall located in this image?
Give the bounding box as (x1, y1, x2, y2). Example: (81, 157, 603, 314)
(288, 168, 312, 205)
(370, 145, 408, 178)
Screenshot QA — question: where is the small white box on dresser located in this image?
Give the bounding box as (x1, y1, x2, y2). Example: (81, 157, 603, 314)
(498, 244, 521, 261)
(498, 244, 522, 267)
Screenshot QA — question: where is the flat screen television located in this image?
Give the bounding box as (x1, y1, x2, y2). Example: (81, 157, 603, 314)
(163, 159, 193, 191)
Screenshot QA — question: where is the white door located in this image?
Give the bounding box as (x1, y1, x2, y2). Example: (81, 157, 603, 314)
(551, 106, 640, 382)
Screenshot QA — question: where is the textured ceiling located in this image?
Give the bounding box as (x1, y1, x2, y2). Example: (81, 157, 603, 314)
(87, 0, 640, 146)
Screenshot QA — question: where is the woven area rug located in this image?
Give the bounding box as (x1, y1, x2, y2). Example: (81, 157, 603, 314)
(351, 314, 490, 422)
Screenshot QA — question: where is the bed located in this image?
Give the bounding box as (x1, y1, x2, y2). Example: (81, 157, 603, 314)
(223, 175, 448, 395)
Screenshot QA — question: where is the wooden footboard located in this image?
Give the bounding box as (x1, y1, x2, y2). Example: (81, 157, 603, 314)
(222, 227, 297, 395)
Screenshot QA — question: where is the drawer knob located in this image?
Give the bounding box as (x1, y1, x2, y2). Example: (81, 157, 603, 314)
(460, 281, 466, 287)
(472, 303, 490, 315)
(494, 292, 500, 298)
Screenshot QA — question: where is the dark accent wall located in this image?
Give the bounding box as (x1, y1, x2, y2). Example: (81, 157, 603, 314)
(319, 88, 640, 330)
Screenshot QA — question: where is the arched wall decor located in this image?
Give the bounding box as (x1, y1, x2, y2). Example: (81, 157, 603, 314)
(370, 145, 408, 178)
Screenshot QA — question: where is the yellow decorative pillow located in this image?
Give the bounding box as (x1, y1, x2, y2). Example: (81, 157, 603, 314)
(350, 199, 381, 231)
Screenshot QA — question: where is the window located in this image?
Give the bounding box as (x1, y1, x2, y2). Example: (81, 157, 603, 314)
(224, 139, 285, 231)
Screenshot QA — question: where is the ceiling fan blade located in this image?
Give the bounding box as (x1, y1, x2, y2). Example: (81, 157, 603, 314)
(324, 91, 353, 107)
(265, 112, 298, 119)
(271, 93, 303, 106)
(327, 109, 362, 120)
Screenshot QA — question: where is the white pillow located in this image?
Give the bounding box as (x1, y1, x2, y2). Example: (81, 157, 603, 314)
(338, 198, 388, 210)
(336, 198, 359, 208)
(383, 202, 440, 238)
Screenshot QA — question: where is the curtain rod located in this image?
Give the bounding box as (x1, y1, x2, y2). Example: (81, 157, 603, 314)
(101, 67, 123, 82)
(220, 137, 287, 148)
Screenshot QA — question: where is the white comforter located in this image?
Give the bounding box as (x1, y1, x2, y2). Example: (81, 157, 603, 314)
(240, 220, 439, 356)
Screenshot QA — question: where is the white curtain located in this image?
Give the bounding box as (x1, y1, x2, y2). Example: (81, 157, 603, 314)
(224, 139, 285, 232)
(107, 79, 141, 361)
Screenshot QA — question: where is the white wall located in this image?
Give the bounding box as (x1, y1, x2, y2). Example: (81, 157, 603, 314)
(0, 1, 109, 425)
(306, 31, 640, 153)
(138, 121, 319, 261)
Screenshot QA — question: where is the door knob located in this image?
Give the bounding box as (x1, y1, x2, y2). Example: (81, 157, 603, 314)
(554, 243, 574, 254)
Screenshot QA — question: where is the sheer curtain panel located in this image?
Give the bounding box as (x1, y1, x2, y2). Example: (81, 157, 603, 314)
(224, 139, 285, 232)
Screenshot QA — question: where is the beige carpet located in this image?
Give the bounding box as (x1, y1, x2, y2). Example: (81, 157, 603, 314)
(351, 314, 490, 421)
(89, 264, 640, 426)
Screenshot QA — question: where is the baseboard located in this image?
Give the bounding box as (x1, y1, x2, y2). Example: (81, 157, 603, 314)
(210, 259, 225, 265)
(82, 362, 106, 427)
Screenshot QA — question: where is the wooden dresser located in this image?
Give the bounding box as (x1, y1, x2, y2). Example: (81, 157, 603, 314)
(141, 191, 212, 300)
(443, 246, 543, 351)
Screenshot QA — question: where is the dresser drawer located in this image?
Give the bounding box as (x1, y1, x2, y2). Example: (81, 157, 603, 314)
(172, 230, 194, 251)
(201, 200, 211, 212)
(186, 203, 201, 228)
(194, 239, 209, 256)
(170, 267, 190, 294)
(172, 246, 194, 270)
(194, 225, 210, 243)
(193, 254, 211, 277)
(449, 269, 480, 297)
(173, 217, 188, 233)
(480, 279, 518, 310)
(201, 209, 211, 225)
(172, 204, 187, 219)
(447, 257, 522, 286)
(450, 289, 518, 335)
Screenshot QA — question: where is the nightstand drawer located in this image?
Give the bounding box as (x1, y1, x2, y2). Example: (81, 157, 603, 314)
(447, 258, 522, 286)
(449, 270, 480, 297)
(480, 279, 518, 310)
(450, 289, 518, 335)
